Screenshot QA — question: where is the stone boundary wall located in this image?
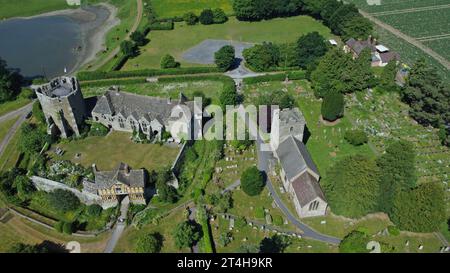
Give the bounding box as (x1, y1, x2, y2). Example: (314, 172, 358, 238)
(31, 176, 102, 205)
(170, 141, 193, 189)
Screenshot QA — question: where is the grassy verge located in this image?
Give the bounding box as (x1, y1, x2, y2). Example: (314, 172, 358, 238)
(0, 98, 31, 117)
(0, 117, 19, 143)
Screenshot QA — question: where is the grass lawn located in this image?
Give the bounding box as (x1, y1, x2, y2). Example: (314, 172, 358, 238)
(81, 80, 224, 103)
(0, 215, 110, 253)
(0, 0, 70, 19)
(0, 98, 31, 117)
(152, 0, 233, 18)
(115, 206, 189, 253)
(0, 117, 18, 143)
(0, 126, 21, 172)
(123, 16, 333, 70)
(49, 131, 180, 172)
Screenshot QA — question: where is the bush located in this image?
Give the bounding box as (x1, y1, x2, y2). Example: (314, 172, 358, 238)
(213, 8, 228, 24)
(63, 222, 74, 235)
(321, 91, 344, 122)
(77, 67, 221, 81)
(241, 166, 265, 196)
(89, 122, 109, 137)
(273, 215, 283, 226)
(149, 20, 174, 30)
(243, 42, 280, 72)
(199, 9, 214, 25)
(47, 189, 81, 212)
(87, 204, 103, 217)
(160, 54, 179, 69)
(339, 231, 370, 253)
(235, 216, 247, 229)
(387, 225, 400, 236)
(214, 45, 235, 72)
(183, 12, 198, 25)
(344, 129, 368, 146)
(135, 232, 164, 253)
(130, 31, 147, 46)
(255, 207, 265, 219)
(54, 221, 64, 233)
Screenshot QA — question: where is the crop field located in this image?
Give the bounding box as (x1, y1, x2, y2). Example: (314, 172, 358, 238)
(151, 0, 233, 18)
(347, 0, 450, 13)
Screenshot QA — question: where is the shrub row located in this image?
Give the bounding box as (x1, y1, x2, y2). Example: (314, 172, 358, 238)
(79, 78, 146, 88)
(110, 54, 130, 71)
(243, 70, 305, 84)
(148, 20, 174, 30)
(77, 67, 222, 81)
(157, 74, 233, 84)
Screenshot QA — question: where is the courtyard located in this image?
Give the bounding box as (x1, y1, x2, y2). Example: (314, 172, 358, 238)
(48, 131, 180, 172)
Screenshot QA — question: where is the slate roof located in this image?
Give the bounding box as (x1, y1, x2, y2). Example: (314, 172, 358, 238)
(275, 135, 319, 181)
(279, 108, 306, 126)
(92, 89, 193, 123)
(346, 38, 376, 56)
(379, 51, 400, 64)
(84, 163, 146, 192)
(291, 171, 326, 207)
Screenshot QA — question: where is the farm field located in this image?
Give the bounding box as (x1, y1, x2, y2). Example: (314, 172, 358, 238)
(151, 0, 233, 18)
(347, 0, 450, 13)
(123, 16, 333, 70)
(0, 0, 70, 19)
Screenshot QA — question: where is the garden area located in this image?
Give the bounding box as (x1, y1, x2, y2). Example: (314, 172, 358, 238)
(48, 131, 180, 172)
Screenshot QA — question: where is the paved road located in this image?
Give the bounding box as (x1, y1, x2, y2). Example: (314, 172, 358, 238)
(104, 196, 130, 253)
(0, 103, 33, 160)
(255, 137, 341, 245)
(188, 206, 199, 253)
(221, 179, 241, 194)
(88, 0, 143, 71)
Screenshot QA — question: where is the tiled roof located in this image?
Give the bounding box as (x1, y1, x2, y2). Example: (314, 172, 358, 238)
(291, 171, 326, 206)
(87, 162, 146, 190)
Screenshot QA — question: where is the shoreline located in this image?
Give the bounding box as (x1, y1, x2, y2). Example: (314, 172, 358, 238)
(2, 4, 120, 77)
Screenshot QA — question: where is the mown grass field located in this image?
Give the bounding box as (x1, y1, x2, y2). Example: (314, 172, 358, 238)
(49, 131, 179, 172)
(0, 0, 71, 19)
(0, 117, 18, 143)
(152, 0, 233, 18)
(0, 98, 31, 117)
(0, 215, 110, 253)
(123, 16, 333, 70)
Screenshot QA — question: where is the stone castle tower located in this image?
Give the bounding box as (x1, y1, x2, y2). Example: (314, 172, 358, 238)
(33, 77, 87, 138)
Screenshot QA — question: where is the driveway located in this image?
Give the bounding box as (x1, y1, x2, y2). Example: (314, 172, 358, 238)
(0, 102, 33, 160)
(104, 196, 130, 253)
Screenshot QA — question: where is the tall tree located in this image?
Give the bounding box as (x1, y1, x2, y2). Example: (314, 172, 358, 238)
(295, 32, 328, 69)
(323, 154, 380, 218)
(321, 91, 344, 122)
(391, 183, 445, 232)
(243, 42, 280, 72)
(173, 220, 202, 249)
(341, 16, 373, 41)
(402, 59, 449, 133)
(215, 45, 235, 71)
(0, 57, 22, 102)
(241, 166, 265, 196)
(377, 140, 417, 214)
(379, 60, 399, 91)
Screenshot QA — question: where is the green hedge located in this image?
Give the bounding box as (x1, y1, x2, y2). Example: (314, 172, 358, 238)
(243, 70, 305, 84)
(149, 20, 174, 30)
(157, 74, 233, 84)
(77, 67, 222, 81)
(79, 78, 147, 88)
(110, 54, 130, 71)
